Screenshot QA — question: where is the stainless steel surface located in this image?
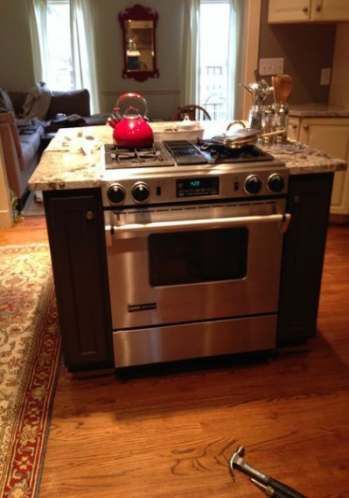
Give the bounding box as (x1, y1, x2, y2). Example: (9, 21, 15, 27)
(112, 315, 277, 367)
(226, 120, 247, 131)
(250, 479, 274, 497)
(106, 200, 286, 330)
(107, 213, 289, 237)
(102, 164, 288, 207)
(230, 447, 268, 484)
(103, 138, 289, 367)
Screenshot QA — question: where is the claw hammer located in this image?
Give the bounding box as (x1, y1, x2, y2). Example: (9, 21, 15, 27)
(229, 447, 306, 498)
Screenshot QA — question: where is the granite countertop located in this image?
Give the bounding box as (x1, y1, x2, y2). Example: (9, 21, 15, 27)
(29, 124, 347, 191)
(289, 103, 349, 118)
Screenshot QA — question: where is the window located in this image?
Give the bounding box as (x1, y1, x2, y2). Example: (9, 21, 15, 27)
(199, 0, 233, 120)
(46, 0, 74, 91)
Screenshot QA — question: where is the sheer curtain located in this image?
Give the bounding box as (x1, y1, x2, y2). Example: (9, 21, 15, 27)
(27, 0, 100, 113)
(181, 0, 200, 106)
(70, 0, 100, 113)
(27, 0, 48, 83)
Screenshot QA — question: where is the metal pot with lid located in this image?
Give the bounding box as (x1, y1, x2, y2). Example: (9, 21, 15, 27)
(204, 121, 285, 150)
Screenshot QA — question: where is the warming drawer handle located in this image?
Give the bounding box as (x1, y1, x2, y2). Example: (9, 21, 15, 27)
(106, 213, 291, 237)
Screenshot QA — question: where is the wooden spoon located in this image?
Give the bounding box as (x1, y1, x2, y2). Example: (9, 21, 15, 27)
(278, 74, 293, 105)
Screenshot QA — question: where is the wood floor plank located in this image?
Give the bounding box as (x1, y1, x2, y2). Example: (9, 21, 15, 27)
(1, 217, 349, 497)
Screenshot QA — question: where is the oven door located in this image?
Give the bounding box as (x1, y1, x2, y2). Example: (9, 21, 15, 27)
(105, 201, 290, 330)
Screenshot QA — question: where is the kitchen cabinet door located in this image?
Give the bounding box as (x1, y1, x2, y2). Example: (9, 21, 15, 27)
(278, 173, 333, 345)
(299, 118, 349, 215)
(44, 188, 113, 371)
(268, 0, 311, 23)
(311, 0, 349, 21)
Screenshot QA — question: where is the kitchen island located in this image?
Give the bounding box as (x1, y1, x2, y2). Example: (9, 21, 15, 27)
(29, 124, 346, 372)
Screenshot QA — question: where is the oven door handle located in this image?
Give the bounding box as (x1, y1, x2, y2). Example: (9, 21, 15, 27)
(106, 213, 292, 242)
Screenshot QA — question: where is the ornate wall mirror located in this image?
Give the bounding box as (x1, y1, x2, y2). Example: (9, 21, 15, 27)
(119, 4, 159, 82)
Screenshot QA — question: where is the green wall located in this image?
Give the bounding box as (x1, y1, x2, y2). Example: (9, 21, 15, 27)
(91, 0, 185, 118)
(0, 0, 35, 91)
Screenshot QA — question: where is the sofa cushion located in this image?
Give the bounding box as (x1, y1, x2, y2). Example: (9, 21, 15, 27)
(0, 88, 14, 113)
(19, 125, 44, 172)
(22, 82, 51, 120)
(47, 89, 91, 119)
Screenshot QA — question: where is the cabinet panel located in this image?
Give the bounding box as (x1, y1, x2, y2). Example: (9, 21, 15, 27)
(299, 119, 349, 213)
(44, 189, 113, 371)
(268, 0, 311, 23)
(278, 174, 333, 345)
(311, 0, 349, 21)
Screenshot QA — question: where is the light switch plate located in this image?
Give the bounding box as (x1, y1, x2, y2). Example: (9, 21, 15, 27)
(259, 57, 284, 76)
(320, 67, 331, 86)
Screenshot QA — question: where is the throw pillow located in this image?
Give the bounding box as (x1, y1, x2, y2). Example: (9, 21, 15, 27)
(0, 88, 14, 113)
(22, 82, 51, 120)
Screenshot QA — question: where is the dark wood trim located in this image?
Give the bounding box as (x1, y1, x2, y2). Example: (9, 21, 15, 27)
(118, 4, 159, 82)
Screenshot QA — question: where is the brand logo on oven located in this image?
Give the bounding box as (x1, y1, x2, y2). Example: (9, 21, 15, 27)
(128, 303, 157, 312)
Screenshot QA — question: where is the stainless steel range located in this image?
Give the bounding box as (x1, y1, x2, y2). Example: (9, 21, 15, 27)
(102, 140, 290, 368)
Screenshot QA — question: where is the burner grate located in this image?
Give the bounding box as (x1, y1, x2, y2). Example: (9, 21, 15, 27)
(105, 143, 175, 169)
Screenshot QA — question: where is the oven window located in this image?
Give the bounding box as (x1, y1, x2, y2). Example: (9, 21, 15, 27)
(149, 227, 248, 286)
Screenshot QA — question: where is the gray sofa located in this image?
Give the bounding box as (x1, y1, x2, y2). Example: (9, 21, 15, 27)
(0, 88, 107, 200)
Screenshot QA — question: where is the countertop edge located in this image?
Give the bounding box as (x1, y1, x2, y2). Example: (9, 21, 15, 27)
(290, 110, 349, 118)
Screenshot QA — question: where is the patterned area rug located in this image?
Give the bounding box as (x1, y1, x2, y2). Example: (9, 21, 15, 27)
(0, 244, 61, 498)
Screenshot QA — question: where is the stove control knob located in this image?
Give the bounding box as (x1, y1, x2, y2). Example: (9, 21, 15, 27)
(268, 174, 285, 193)
(132, 182, 150, 202)
(107, 183, 125, 203)
(244, 175, 262, 195)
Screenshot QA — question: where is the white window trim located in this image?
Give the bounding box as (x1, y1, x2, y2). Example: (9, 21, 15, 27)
(237, 0, 262, 120)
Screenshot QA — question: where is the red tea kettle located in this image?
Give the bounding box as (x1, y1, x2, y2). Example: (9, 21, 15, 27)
(108, 92, 154, 148)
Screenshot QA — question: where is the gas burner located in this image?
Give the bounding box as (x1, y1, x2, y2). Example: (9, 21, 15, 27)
(105, 143, 175, 169)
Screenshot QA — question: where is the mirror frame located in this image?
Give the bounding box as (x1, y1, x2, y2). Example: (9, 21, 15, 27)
(119, 4, 160, 82)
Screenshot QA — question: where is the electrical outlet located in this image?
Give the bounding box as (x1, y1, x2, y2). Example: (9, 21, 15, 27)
(320, 67, 331, 86)
(259, 57, 284, 76)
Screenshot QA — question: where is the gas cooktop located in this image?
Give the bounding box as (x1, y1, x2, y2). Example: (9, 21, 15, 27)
(102, 140, 288, 208)
(104, 140, 277, 170)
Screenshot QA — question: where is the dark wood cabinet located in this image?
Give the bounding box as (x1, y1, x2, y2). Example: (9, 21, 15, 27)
(278, 173, 334, 345)
(44, 188, 113, 371)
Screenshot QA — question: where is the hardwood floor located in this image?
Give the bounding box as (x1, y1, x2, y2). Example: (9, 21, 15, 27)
(1, 217, 349, 497)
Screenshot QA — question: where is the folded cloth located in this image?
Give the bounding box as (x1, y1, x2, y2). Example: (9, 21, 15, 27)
(22, 82, 52, 120)
(0, 88, 14, 113)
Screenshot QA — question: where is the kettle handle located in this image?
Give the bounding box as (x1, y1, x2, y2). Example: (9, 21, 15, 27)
(116, 92, 148, 118)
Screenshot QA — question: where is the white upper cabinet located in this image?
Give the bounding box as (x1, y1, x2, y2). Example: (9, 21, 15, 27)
(269, 0, 349, 23)
(311, 0, 349, 21)
(268, 0, 311, 23)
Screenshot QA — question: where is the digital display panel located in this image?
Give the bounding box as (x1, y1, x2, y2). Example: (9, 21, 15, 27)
(176, 177, 219, 197)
